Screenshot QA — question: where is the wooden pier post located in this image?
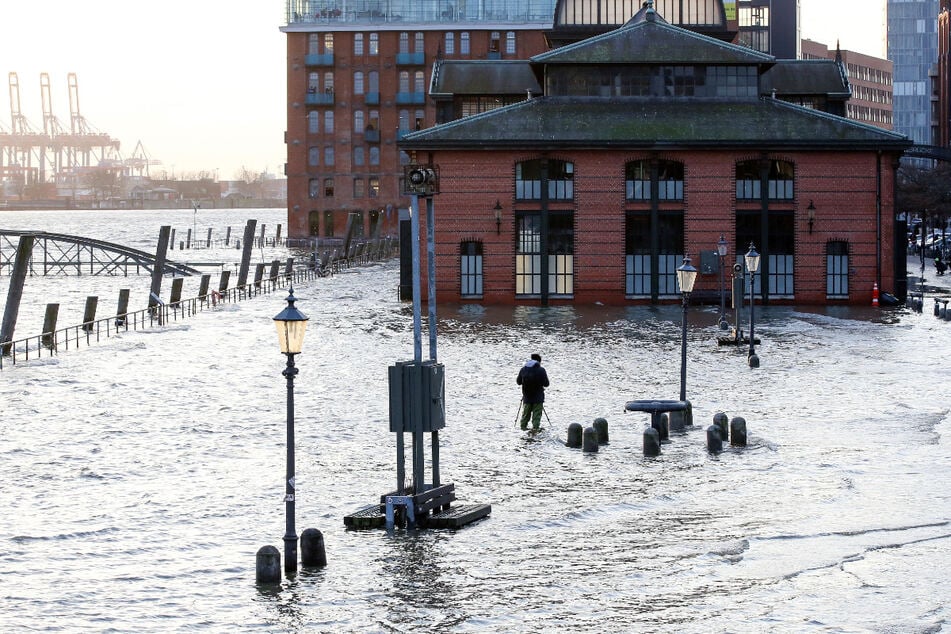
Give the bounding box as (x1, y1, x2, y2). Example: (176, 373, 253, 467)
(206, 227, 213, 247)
(186, 228, 192, 249)
(149, 226, 171, 313)
(0, 234, 34, 356)
(225, 226, 232, 246)
(259, 223, 266, 247)
(42, 304, 59, 350)
(275, 224, 282, 246)
(284, 257, 294, 281)
(237, 219, 257, 290)
(198, 274, 211, 303)
(116, 289, 130, 326)
(269, 260, 281, 284)
(170, 278, 184, 308)
(254, 263, 266, 291)
(169, 228, 176, 250)
(218, 270, 232, 295)
(82, 296, 99, 332)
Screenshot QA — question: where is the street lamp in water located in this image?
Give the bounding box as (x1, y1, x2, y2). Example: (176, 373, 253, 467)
(717, 235, 729, 330)
(744, 243, 760, 368)
(676, 255, 698, 404)
(273, 287, 309, 573)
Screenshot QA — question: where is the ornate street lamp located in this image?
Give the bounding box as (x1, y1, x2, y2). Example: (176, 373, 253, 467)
(717, 235, 728, 330)
(744, 243, 760, 368)
(677, 255, 698, 404)
(273, 287, 309, 573)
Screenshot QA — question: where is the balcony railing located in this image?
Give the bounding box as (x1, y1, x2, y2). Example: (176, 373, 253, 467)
(396, 52, 425, 66)
(305, 53, 335, 66)
(305, 91, 335, 105)
(396, 92, 426, 105)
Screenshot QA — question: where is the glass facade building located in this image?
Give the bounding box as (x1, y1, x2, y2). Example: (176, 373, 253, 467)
(888, 0, 939, 145)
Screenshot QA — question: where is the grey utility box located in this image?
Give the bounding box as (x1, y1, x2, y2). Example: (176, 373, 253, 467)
(388, 360, 446, 433)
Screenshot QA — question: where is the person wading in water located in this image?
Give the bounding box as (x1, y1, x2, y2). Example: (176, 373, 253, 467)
(516, 353, 550, 431)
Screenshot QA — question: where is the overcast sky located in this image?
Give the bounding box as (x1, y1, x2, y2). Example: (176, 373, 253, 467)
(0, 0, 886, 180)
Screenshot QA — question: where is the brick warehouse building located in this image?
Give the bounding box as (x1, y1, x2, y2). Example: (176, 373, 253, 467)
(398, 7, 912, 306)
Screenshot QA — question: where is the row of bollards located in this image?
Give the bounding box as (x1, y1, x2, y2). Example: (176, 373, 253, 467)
(256, 527, 327, 584)
(933, 299, 951, 320)
(566, 417, 609, 452)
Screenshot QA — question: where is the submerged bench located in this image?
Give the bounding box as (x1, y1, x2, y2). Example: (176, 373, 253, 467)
(343, 482, 490, 530)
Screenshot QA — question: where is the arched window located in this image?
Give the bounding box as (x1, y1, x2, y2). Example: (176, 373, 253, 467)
(354, 110, 365, 133)
(736, 159, 794, 200)
(414, 32, 425, 53)
(506, 31, 516, 54)
(369, 146, 380, 165)
(414, 71, 426, 93)
(736, 160, 760, 199)
(353, 146, 365, 167)
(367, 71, 379, 93)
(308, 72, 319, 91)
(323, 110, 334, 133)
(369, 32, 379, 55)
(308, 111, 319, 134)
(323, 33, 334, 53)
(399, 71, 410, 93)
(625, 160, 685, 201)
(308, 210, 320, 236)
(354, 71, 364, 95)
(308, 146, 319, 166)
(399, 32, 410, 54)
(324, 146, 334, 166)
(308, 179, 320, 198)
(767, 160, 794, 199)
(323, 72, 334, 92)
(308, 34, 320, 55)
(399, 109, 410, 131)
(354, 33, 364, 55)
(445, 32, 455, 55)
(414, 109, 425, 130)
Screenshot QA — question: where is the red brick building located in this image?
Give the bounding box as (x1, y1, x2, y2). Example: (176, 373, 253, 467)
(400, 7, 912, 306)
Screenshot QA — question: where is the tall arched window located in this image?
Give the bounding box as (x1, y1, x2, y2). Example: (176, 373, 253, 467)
(414, 32, 425, 53)
(354, 33, 364, 55)
(323, 33, 334, 53)
(369, 33, 379, 55)
(354, 71, 364, 95)
(354, 110, 365, 133)
(367, 71, 379, 93)
(308, 146, 319, 166)
(445, 32, 455, 55)
(308, 34, 320, 55)
(736, 159, 794, 200)
(414, 71, 426, 93)
(399, 32, 410, 54)
(353, 146, 365, 167)
(308, 111, 319, 134)
(506, 31, 516, 54)
(308, 72, 319, 91)
(399, 71, 410, 93)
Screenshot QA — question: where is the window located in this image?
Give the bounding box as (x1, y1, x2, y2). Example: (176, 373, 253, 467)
(515, 159, 574, 200)
(399, 109, 410, 131)
(368, 177, 380, 197)
(354, 110, 365, 133)
(308, 210, 320, 236)
(515, 212, 574, 297)
(445, 32, 455, 55)
(308, 111, 319, 134)
(350, 211, 366, 238)
(736, 160, 760, 199)
(736, 210, 795, 297)
(516, 214, 542, 295)
(506, 31, 516, 55)
(625, 160, 684, 201)
(324, 146, 334, 166)
(461, 32, 470, 55)
(368, 110, 379, 131)
(736, 160, 794, 200)
(323, 110, 334, 134)
(353, 178, 365, 198)
(548, 213, 574, 295)
(323, 210, 334, 237)
(308, 72, 319, 91)
(460, 240, 484, 297)
(414, 71, 425, 93)
(309, 178, 320, 198)
(369, 33, 379, 55)
(308, 34, 320, 55)
(767, 160, 794, 200)
(323, 33, 334, 53)
(399, 71, 410, 93)
(625, 212, 684, 297)
(323, 178, 334, 197)
(414, 32, 425, 53)
(354, 33, 364, 56)
(827, 241, 849, 298)
(323, 72, 334, 93)
(368, 71, 379, 93)
(400, 150, 411, 165)
(354, 71, 364, 95)
(353, 146, 365, 167)
(489, 31, 500, 53)
(369, 146, 380, 165)
(308, 146, 320, 166)
(414, 109, 424, 130)
(399, 32, 409, 54)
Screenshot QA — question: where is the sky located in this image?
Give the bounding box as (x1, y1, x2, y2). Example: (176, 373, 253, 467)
(0, 0, 886, 181)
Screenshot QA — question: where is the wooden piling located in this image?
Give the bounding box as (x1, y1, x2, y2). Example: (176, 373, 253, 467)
(82, 296, 98, 332)
(206, 227, 213, 247)
(218, 270, 232, 294)
(170, 278, 184, 307)
(42, 303, 59, 349)
(275, 224, 282, 245)
(225, 226, 232, 245)
(186, 228, 192, 249)
(254, 263, 266, 289)
(269, 260, 281, 283)
(1, 234, 34, 355)
(116, 289, 130, 326)
(237, 219, 257, 288)
(198, 274, 211, 302)
(149, 226, 171, 312)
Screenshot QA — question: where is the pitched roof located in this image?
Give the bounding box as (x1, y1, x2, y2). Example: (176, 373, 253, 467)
(399, 96, 911, 151)
(532, 7, 773, 66)
(762, 60, 851, 99)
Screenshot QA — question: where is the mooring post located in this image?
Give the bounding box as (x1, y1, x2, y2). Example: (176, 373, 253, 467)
(713, 412, 729, 443)
(285, 258, 294, 282)
(254, 263, 266, 292)
(237, 219, 257, 291)
(255, 545, 281, 584)
(218, 270, 232, 297)
(566, 422, 583, 448)
(275, 224, 283, 246)
(149, 226, 171, 314)
(269, 260, 281, 286)
(1, 234, 35, 356)
(643, 427, 661, 457)
(300, 528, 327, 567)
(592, 417, 609, 444)
(42, 303, 59, 350)
(259, 223, 267, 248)
(944, 300, 951, 321)
(170, 278, 184, 312)
(225, 226, 232, 246)
(706, 425, 724, 452)
(730, 416, 748, 447)
(582, 426, 599, 453)
(169, 228, 176, 250)
(116, 289, 130, 327)
(198, 275, 211, 305)
(206, 227, 213, 247)
(82, 296, 98, 333)
(186, 228, 192, 250)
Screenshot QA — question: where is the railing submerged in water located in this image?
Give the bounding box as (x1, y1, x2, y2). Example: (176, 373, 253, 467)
(0, 237, 400, 370)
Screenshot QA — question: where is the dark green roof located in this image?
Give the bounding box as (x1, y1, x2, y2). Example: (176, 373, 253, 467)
(400, 96, 911, 151)
(431, 60, 541, 97)
(533, 9, 773, 66)
(762, 60, 851, 99)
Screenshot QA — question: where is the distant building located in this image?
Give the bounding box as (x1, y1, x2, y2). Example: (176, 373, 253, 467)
(937, 0, 951, 146)
(802, 39, 894, 130)
(736, 0, 800, 59)
(400, 7, 911, 306)
(888, 0, 940, 145)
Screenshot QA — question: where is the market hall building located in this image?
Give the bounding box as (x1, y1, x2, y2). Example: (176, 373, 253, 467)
(399, 6, 912, 306)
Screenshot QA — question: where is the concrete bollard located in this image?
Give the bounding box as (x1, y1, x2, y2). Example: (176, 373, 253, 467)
(301, 528, 327, 567)
(643, 427, 661, 457)
(654, 413, 669, 442)
(935, 299, 941, 317)
(592, 417, 609, 444)
(255, 545, 281, 583)
(944, 301, 951, 321)
(748, 352, 760, 368)
(667, 409, 686, 433)
(940, 304, 947, 319)
(713, 412, 729, 443)
(730, 416, 748, 447)
(566, 422, 583, 448)
(706, 425, 723, 452)
(582, 426, 599, 453)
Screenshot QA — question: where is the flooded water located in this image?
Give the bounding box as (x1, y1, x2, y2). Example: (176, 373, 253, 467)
(1, 208, 950, 633)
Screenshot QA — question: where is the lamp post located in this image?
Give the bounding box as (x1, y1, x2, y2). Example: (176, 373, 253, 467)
(744, 243, 760, 368)
(676, 255, 698, 403)
(273, 287, 309, 573)
(716, 235, 728, 330)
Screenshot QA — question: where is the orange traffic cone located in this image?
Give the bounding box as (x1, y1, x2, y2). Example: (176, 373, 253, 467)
(872, 282, 879, 307)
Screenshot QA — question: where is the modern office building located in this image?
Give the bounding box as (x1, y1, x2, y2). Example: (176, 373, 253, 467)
(399, 6, 911, 306)
(802, 39, 894, 130)
(888, 0, 939, 145)
(736, 0, 800, 59)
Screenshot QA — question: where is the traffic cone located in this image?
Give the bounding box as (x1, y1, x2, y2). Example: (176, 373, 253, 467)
(872, 282, 879, 307)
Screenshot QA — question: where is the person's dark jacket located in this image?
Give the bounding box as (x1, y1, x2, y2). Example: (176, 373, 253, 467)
(516, 360, 549, 404)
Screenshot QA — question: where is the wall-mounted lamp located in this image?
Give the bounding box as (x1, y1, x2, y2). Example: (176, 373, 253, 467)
(493, 200, 503, 235)
(807, 200, 816, 234)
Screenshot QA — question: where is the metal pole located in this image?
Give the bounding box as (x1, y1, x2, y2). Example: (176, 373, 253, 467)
(748, 271, 756, 360)
(718, 252, 726, 328)
(680, 291, 688, 402)
(283, 352, 298, 573)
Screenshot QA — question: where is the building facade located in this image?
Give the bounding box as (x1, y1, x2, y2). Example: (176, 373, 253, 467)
(802, 39, 894, 130)
(400, 8, 911, 306)
(736, 0, 800, 58)
(888, 0, 940, 145)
